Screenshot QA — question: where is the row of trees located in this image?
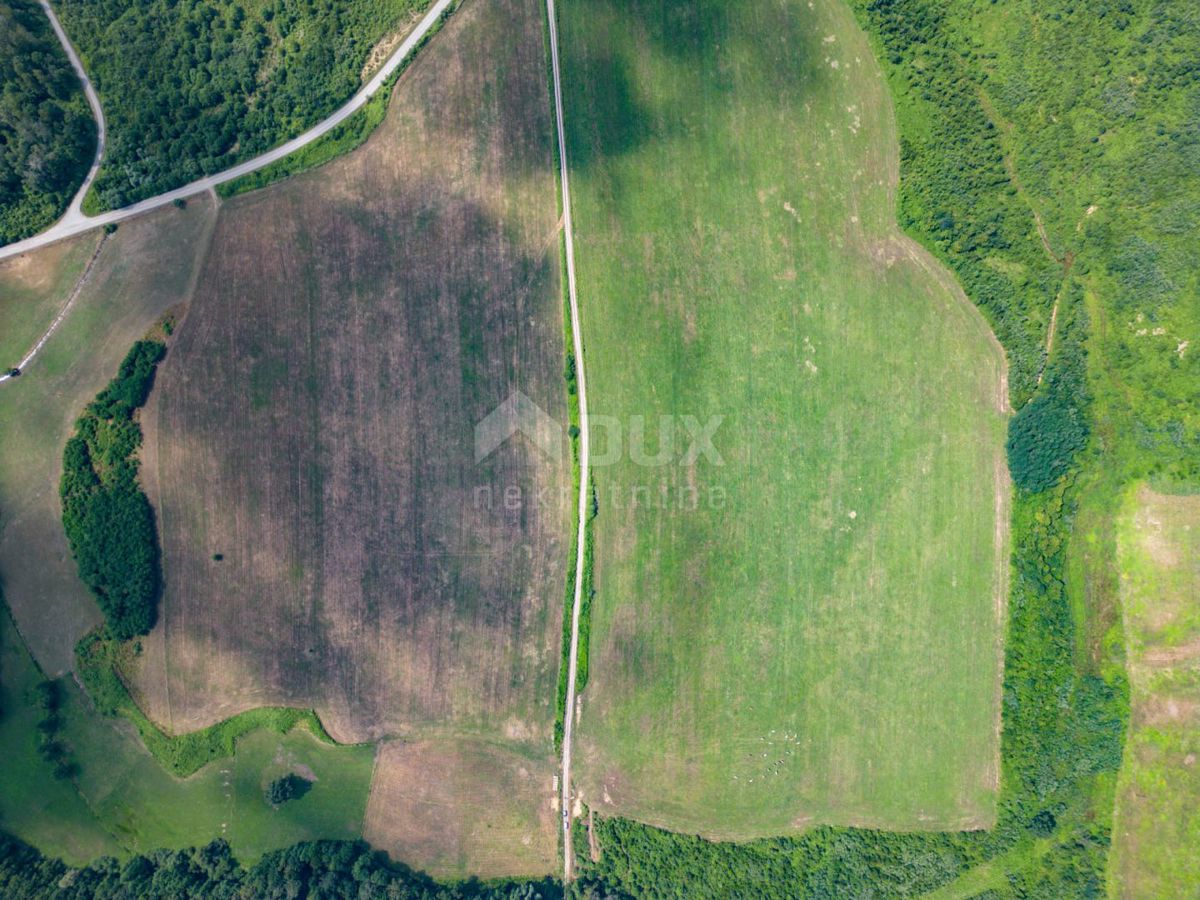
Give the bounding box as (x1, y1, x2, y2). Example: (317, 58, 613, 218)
(60, 341, 166, 640)
(0, 0, 95, 243)
(0, 836, 560, 899)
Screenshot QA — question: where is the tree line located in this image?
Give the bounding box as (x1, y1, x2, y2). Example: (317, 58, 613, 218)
(0, 836, 561, 899)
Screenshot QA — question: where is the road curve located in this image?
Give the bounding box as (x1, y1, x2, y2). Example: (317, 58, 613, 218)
(38, 0, 106, 231)
(544, 0, 590, 882)
(0, 0, 455, 263)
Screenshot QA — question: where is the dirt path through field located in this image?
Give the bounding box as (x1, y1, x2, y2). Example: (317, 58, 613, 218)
(543, 0, 590, 880)
(0, 232, 107, 384)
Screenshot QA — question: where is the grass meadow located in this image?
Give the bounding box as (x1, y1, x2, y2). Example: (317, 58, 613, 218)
(1109, 488, 1200, 898)
(0, 604, 374, 865)
(562, 0, 1009, 837)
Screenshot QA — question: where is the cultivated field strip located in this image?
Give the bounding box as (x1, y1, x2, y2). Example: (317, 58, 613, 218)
(137, 0, 567, 877)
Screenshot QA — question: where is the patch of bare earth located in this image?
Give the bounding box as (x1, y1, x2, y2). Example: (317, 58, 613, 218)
(363, 739, 556, 879)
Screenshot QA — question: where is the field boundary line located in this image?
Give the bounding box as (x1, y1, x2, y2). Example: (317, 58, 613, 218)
(0, 232, 107, 385)
(0, 0, 456, 262)
(543, 0, 589, 881)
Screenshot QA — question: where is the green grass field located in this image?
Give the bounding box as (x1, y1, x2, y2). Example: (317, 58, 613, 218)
(0, 608, 122, 865)
(0, 604, 374, 865)
(1109, 488, 1200, 898)
(563, 0, 1009, 837)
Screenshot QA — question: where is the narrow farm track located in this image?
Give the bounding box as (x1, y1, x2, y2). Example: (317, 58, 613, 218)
(0, 0, 456, 263)
(0, 232, 107, 384)
(544, 0, 589, 881)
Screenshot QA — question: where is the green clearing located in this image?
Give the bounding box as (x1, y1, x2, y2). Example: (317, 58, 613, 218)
(60, 685, 374, 862)
(0, 604, 374, 866)
(0, 606, 121, 865)
(1109, 488, 1200, 898)
(564, 0, 1008, 836)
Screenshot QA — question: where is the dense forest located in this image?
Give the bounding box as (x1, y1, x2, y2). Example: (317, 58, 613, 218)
(0, 836, 560, 899)
(0, 0, 94, 244)
(60, 340, 165, 641)
(55, 0, 426, 209)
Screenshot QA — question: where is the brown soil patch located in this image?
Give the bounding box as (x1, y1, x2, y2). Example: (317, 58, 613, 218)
(363, 739, 556, 879)
(140, 0, 569, 760)
(1135, 695, 1200, 728)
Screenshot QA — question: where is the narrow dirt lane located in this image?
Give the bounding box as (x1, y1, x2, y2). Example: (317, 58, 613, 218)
(543, 0, 590, 881)
(38, 0, 106, 231)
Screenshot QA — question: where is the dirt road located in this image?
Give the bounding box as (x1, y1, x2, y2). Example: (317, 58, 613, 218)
(544, 0, 590, 881)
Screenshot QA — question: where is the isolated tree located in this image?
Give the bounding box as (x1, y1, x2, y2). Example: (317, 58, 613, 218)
(265, 773, 312, 805)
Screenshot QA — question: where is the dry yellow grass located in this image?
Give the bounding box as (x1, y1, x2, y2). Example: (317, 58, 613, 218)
(1109, 487, 1200, 898)
(364, 739, 557, 879)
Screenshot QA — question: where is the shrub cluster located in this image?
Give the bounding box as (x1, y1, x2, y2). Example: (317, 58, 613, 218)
(60, 340, 165, 640)
(265, 773, 311, 806)
(1007, 290, 1090, 492)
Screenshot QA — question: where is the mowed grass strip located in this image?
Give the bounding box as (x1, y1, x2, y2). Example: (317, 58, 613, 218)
(563, 0, 1009, 836)
(1109, 487, 1200, 898)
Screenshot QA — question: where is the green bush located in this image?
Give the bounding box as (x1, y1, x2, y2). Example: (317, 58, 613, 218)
(60, 341, 165, 640)
(265, 773, 312, 805)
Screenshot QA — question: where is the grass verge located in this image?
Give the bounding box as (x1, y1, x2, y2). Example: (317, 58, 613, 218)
(76, 630, 332, 778)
